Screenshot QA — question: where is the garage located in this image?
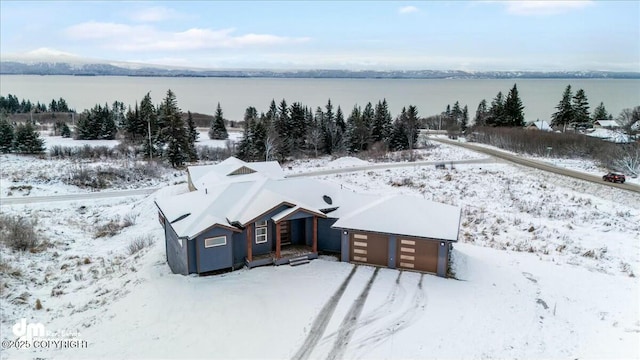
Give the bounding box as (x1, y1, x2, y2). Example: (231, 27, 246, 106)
(349, 232, 388, 267)
(396, 238, 439, 273)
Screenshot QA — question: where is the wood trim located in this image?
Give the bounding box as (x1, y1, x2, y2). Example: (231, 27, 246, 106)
(242, 201, 296, 227)
(276, 221, 281, 259)
(276, 207, 327, 223)
(312, 216, 318, 253)
(246, 223, 253, 262)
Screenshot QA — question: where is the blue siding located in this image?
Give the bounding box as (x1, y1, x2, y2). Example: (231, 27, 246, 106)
(195, 227, 234, 273)
(290, 219, 306, 245)
(187, 239, 197, 274)
(232, 232, 246, 268)
(318, 218, 341, 253)
(164, 220, 189, 275)
(251, 205, 290, 256)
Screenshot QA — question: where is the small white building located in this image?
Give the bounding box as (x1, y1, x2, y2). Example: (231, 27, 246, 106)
(593, 120, 620, 129)
(525, 120, 552, 131)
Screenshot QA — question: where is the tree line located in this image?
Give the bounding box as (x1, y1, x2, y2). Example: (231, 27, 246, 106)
(235, 98, 420, 161)
(0, 94, 72, 114)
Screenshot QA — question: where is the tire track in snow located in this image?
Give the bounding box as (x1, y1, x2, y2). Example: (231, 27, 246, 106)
(326, 267, 380, 360)
(352, 273, 427, 358)
(291, 265, 358, 360)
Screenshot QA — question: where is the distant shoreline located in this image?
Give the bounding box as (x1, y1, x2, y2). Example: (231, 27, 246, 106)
(1, 61, 639, 80)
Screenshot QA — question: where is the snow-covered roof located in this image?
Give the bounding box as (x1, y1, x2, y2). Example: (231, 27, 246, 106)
(187, 157, 284, 190)
(332, 195, 461, 241)
(594, 120, 620, 128)
(158, 159, 461, 241)
(526, 120, 552, 131)
(587, 128, 632, 143)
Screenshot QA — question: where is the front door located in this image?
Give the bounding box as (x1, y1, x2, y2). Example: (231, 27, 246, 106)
(279, 221, 291, 246)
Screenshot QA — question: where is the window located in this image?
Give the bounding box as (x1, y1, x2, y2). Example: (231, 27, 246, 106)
(255, 221, 268, 244)
(204, 236, 227, 248)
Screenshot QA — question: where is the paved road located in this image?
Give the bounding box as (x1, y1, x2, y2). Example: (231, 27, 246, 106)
(433, 138, 640, 194)
(0, 188, 159, 206)
(287, 157, 496, 178)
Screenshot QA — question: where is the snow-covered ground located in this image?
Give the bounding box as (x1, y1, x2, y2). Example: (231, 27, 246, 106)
(39, 129, 242, 150)
(1, 141, 639, 359)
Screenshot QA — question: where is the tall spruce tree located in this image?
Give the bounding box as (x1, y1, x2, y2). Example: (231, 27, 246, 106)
(504, 84, 525, 127)
(372, 99, 392, 143)
(487, 92, 505, 126)
(474, 99, 489, 127)
(159, 90, 188, 168)
(237, 106, 258, 160)
(185, 111, 198, 162)
(139, 93, 158, 158)
(0, 116, 14, 153)
(209, 102, 228, 140)
(290, 102, 307, 155)
(551, 85, 574, 131)
(591, 102, 611, 122)
(572, 89, 590, 125)
(461, 105, 469, 133)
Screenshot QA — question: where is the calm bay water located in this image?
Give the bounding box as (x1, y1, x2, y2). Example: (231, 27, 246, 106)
(1, 75, 638, 122)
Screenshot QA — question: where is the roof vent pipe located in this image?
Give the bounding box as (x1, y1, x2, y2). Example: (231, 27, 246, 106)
(205, 188, 208, 194)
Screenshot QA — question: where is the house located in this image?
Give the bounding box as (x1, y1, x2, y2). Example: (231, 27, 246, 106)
(155, 157, 461, 277)
(586, 128, 632, 144)
(525, 120, 552, 131)
(593, 120, 620, 129)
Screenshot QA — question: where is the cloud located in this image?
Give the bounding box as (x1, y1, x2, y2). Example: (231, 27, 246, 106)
(64, 22, 310, 51)
(497, 1, 594, 15)
(128, 6, 184, 22)
(398, 6, 419, 14)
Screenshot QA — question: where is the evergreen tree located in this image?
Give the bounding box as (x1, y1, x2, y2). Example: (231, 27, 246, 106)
(345, 105, 365, 152)
(289, 102, 307, 155)
(461, 105, 469, 133)
(487, 92, 505, 126)
(321, 99, 336, 154)
(0, 116, 14, 153)
(185, 111, 198, 162)
(572, 89, 590, 125)
(591, 102, 610, 122)
(389, 109, 409, 151)
(372, 99, 392, 143)
(101, 103, 117, 140)
(60, 122, 71, 138)
(12, 122, 44, 154)
(140, 93, 159, 158)
(334, 106, 346, 152)
(306, 107, 323, 157)
(504, 84, 525, 127)
(237, 106, 258, 160)
(474, 99, 489, 127)
(451, 101, 462, 123)
(551, 85, 574, 130)
(209, 102, 228, 140)
(404, 105, 420, 149)
(159, 90, 188, 168)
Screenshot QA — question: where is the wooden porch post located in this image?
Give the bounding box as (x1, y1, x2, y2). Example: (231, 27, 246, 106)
(246, 223, 253, 262)
(312, 216, 318, 253)
(275, 221, 281, 259)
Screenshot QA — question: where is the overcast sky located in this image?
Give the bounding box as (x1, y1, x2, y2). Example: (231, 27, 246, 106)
(1, 1, 638, 71)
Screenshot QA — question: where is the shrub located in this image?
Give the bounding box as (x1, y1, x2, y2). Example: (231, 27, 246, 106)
(94, 217, 123, 238)
(0, 214, 42, 252)
(127, 235, 155, 255)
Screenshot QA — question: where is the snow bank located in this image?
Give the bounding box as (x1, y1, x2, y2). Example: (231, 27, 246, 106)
(327, 156, 369, 168)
